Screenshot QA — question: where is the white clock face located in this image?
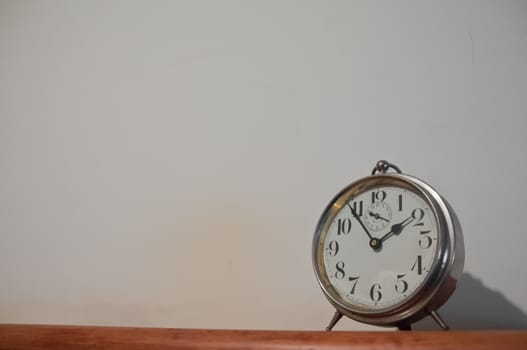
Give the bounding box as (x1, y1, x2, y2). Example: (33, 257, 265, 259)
(322, 186, 438, 310)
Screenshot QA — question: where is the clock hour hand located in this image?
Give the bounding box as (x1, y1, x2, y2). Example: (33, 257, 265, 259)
(346, 202, 382, 250)
(379, 216, 414, 245)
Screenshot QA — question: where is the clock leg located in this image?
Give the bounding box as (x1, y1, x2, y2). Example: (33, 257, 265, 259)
(325, 310, 343, 331)
(428, 309, 450, 331)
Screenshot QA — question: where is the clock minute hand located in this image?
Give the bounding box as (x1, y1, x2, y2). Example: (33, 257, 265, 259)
(380, 216, 414, 243)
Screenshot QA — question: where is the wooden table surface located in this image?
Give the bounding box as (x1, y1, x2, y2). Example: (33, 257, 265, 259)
(1, 324, 526, 350)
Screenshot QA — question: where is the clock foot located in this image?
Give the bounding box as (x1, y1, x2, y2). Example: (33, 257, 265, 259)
(428, 309, 449, 331)
(325, 310, 344, 331)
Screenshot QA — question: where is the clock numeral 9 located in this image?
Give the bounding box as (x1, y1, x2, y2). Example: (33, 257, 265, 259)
(369, 283, 382, 302)
(337, 218, 352, 235)
(335, 261, 345, 279)
(327, 240, 339, 256)
(395, 274, 408, 294)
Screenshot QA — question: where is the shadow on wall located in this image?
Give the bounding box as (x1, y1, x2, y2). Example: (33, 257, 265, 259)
(414, 273, 527, 330)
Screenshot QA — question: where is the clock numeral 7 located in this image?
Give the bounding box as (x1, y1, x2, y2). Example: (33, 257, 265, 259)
(348, 276, 360, 295)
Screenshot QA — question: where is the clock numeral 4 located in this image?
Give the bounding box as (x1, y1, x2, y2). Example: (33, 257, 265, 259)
(411, 255, 423, 275)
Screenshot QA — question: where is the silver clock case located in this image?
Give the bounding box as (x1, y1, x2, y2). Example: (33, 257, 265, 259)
(312, 173, 465, 327)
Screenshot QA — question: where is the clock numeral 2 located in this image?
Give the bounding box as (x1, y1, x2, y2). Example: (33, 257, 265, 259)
(337, 218, 351, 235)
(412, 208, 425, 226)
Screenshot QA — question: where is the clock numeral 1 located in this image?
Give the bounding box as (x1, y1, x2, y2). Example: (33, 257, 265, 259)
(335, 261, 345, 279)
(411, 255, 423, 275)
(337, 218, 352, 235)
(348, 276, 360, 295)
(395, 274, 408, 294)
(398, 194, 403, 211)
(369, 283, 382, 303)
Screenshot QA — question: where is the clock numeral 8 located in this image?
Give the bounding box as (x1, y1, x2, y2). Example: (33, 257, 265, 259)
(335, 261, 345, 279)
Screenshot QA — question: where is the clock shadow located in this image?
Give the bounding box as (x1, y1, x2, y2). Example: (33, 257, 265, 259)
(413, 273, 527, 330)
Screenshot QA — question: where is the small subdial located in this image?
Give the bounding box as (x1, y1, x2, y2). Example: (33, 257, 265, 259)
(364, 201, 393, 231)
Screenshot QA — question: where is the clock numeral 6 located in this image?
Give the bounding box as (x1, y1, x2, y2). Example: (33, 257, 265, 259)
(369, 283, 382, 302)
(337, 218, 352, 235)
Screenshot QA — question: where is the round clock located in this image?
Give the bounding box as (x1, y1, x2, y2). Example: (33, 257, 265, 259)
(312, 160, 464, 331)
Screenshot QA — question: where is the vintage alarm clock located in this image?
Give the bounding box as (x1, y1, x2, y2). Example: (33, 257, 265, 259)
(312, 160, 464, 330)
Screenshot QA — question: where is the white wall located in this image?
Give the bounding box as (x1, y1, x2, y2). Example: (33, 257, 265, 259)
(1, 1, 526, 330)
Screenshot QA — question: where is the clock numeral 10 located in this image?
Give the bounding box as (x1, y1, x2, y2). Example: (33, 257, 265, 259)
(337, 218, 352, 235)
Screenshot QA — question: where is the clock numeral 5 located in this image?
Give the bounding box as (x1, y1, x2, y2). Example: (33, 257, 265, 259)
(395, 274, 408, 294)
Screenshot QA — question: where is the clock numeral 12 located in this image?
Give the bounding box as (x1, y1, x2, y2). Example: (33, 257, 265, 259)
(371, 190, 386, 203)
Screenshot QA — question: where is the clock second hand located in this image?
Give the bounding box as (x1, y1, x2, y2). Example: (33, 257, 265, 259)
(346, 202, 381, 250)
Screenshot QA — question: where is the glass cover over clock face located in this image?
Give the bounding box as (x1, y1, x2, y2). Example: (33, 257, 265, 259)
(321, 185, 438, 311)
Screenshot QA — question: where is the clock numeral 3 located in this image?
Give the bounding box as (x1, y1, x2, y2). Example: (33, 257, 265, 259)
(419, 230, 432, 249)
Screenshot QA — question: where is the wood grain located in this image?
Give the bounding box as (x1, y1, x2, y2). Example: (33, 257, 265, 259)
(1, 324, 526, 350)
